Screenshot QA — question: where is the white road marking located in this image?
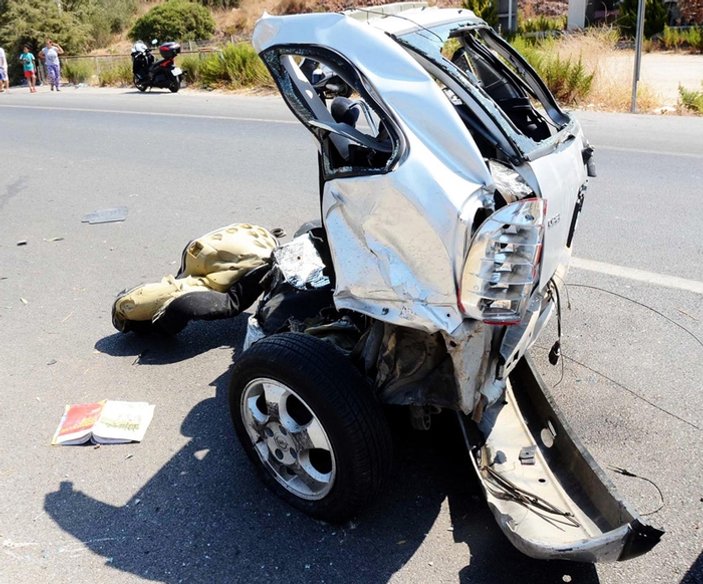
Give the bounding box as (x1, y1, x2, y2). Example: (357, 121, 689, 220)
(570, 256, 703, 294)
(596, 145, 703, 160)
(0, 104, 298, 125)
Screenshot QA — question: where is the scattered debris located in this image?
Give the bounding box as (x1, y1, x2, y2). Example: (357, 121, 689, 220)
(19, 297, 28, 305)
(46, 359, 57, 366)
(81, 207, 128, 224)
(16, 240, 27, 246)
(271, 227, 286, 238)
(44, 237, 64, 242)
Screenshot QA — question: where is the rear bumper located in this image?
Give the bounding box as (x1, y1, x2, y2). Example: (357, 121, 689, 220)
(459, 354, 663, 562)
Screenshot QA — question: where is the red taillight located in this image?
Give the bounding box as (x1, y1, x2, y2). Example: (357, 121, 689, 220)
(459, 199, 545, 325)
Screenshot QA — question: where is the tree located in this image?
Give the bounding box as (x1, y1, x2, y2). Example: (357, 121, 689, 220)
(74, 0, 138, 49)
(0, 0, 91, 81)
(129, 0, 216, 42)
(617, 0, 669, 37)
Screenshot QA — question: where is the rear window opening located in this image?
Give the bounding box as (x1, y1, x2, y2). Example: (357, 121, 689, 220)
(261, 50, 400, 178)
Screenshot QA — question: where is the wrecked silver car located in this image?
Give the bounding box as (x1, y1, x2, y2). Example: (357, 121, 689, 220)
(113, 3, 662, 563)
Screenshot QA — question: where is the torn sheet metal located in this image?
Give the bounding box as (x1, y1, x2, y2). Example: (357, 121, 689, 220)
(82, 207, 128, 224)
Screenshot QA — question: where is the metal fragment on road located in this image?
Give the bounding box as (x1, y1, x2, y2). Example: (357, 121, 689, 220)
(16, 240, 27, 246)
(81, 207, 128, 224)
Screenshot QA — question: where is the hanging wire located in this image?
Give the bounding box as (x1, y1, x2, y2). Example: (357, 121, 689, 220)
(567, 283, 703, 350)
(608, 465, 665, 516)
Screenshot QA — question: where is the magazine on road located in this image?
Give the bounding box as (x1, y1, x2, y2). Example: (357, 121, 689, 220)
(52, 400, 155, 445)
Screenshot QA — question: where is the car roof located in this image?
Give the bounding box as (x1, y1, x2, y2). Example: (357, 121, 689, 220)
(344, 3, 483, 36)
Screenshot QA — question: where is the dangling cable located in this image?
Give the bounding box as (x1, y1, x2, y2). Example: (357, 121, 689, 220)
(608, 465, 665, 516)
(548, 280, 565, 386)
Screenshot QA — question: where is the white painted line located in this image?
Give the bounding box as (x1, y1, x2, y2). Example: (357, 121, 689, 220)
(570, 257, 703, 295)
(596, 145, 703, 160)
(0, 104, 298, 125)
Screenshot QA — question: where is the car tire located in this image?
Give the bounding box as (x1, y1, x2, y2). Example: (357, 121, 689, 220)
(229, 332, 392, 523)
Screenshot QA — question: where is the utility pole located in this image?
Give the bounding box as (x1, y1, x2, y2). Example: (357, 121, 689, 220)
(630, 0, 646, 112)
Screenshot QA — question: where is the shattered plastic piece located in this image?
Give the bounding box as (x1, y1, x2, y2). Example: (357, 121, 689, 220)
(81, 207, 128, 224)
(47, 359, 57, 366)
(20, 297, 28, 305)
(16, 240, 27, 246)
(44, 237, 64, 242)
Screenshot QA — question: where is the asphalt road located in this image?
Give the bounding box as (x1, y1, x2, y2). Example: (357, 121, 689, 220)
(1, 87, 702, 584)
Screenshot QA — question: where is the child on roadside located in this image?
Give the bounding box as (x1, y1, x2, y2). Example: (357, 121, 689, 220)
(19, 46, 36, 93)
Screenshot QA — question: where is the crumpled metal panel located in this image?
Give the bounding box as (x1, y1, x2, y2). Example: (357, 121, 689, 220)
(254, 13, 495, 334)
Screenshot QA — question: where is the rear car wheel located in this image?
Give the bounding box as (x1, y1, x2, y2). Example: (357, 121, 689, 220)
(229, 332, 392, 522)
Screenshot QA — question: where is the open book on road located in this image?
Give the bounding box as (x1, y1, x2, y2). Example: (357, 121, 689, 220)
(52, 400, 155, 445)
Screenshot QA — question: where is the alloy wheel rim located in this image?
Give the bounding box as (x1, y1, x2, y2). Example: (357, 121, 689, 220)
(240, 377, 336, 500)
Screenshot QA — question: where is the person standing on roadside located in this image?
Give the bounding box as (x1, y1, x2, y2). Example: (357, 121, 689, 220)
(19, 46, 36, 93)
(40, 39, 64, 91)
(0, 45, 9, 93)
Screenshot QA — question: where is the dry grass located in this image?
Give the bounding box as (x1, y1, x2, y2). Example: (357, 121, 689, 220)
(523, 27, 662, 111)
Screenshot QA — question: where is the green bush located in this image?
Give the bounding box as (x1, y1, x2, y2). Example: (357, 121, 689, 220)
(510, 36, 595, 104)
(618, 0, 668, 38)
(462, 0, 499, 28)
(180, 53, 203, 85)
(129, 0, 215, 42)
(198, 43, 271, 89)
(539, 54, 594, 103)
(662, 26, 703, 52)
(98, 59, 132, 87)
(517, 15, 567, 35)
(62, 59, 95, 84)
(679, 83, 703, 113)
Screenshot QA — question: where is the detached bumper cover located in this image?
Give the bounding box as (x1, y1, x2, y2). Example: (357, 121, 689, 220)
(459, 355, 663, 562)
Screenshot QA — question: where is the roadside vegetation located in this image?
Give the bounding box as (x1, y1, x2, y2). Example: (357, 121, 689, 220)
(0, 0, 701, 112)
(679, 83, 703, 112)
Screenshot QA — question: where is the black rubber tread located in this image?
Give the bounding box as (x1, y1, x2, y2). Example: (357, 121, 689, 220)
(229, 332, 392, 523)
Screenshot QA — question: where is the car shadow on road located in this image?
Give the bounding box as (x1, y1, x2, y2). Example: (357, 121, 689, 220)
(680, 550, 703, 583)
(49, 320, 600, 584)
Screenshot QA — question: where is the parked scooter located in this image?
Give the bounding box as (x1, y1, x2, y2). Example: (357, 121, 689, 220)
(131, 39, 182, 93)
